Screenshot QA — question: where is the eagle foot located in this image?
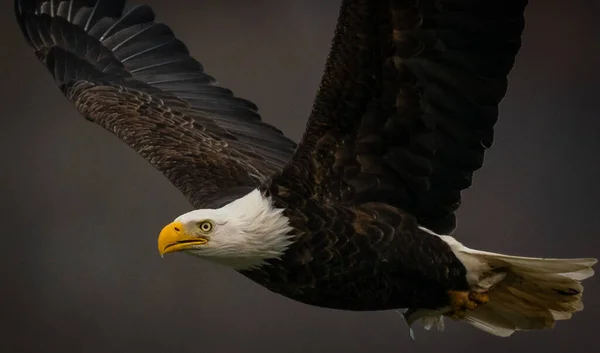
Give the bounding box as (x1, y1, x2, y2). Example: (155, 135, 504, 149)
(446, 290, 489, 320)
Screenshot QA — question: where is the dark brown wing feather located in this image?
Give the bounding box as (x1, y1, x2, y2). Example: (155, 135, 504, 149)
(281, 0, 527, 234)
(15, 0, 297, 208)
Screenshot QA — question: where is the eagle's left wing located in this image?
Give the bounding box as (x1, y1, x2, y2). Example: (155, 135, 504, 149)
(15, 0, 297, 209)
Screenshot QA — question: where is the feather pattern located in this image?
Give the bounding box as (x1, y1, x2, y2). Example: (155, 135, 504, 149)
(15, 0, 297, 209)
(279, 0, 527, 235)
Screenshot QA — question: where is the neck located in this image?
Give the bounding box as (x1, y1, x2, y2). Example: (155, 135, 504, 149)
(201, 189, 295, 271)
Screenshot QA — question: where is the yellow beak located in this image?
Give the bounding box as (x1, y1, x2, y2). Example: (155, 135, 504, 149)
(157, 221, 208, 256)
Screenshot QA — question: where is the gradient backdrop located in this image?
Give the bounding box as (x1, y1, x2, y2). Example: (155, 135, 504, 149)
(1, 1, 599, 352)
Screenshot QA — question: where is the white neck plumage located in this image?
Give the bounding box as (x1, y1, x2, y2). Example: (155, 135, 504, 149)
(184, 189, 295, 271)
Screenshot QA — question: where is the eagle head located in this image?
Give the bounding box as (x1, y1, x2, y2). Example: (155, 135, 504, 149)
(157, 189, 294, 270)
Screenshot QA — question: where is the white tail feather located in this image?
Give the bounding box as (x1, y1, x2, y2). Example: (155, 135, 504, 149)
(408, 229, 597, 337)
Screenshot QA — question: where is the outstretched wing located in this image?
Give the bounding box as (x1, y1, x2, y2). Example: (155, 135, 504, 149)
(15, 0, 297, 209)
(281, 0, 527, 234)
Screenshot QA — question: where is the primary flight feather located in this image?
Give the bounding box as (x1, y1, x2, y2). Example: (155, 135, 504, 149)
(15, 0, 596, 337)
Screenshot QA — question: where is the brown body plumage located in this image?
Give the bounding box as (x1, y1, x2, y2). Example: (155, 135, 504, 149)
(244, 0, 523, 310)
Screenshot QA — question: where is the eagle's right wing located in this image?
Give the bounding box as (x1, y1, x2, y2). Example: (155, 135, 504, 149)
(280, 0, 527, 235)
(15, 0, 297, 209)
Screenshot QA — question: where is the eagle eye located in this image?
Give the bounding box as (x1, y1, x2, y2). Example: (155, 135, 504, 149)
(198, 220, 213, 233)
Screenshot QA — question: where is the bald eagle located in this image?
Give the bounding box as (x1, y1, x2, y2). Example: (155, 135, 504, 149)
(16, 0, 596, 338)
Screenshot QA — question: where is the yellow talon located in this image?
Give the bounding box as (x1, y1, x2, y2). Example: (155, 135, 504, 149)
(447, 290, 489, 320)
(469, 291, 490, 305)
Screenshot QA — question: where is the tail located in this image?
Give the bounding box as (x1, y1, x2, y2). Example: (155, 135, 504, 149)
(406, 233, 597, 338)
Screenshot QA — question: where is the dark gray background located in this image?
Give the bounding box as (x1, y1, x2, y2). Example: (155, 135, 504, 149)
(1, 1, 599, 352)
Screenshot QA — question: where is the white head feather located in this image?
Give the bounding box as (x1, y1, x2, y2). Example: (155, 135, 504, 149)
(174, 189, 295, 270)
